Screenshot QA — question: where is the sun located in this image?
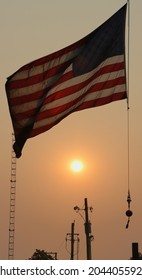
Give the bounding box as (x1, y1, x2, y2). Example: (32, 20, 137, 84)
(70, 160, 84, 173)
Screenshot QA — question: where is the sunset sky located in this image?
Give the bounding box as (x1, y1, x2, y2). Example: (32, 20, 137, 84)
(1, 0, 142, 260)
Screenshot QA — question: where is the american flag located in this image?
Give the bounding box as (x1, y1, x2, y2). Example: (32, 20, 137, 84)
(6, 4, 127, 158)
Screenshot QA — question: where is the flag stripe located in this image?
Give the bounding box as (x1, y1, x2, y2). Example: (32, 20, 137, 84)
(9, 44, 85, 85)
(31, 87, 126, 137)
(21, 85, 125, 133)
(11, 41, 84, 74)
(15, 75, 126, 125)
(9, 55, 126, 126)
(36, 80, 126, 120)
(10, 55, 124, 103)
(13, 66, 125, 117)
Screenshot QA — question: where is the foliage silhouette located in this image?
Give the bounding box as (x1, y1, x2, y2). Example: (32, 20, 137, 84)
(29, 249, 54, 260)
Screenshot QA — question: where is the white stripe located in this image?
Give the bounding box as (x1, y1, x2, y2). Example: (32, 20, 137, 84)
(47, 55, 125, 95)
(39, 70, 125, 111)
(10, 55, 124, 98)
(33, 84, 126, 130)
(11, 47, 83, 81)
(13, 69, 125, 114)
(18, 83, 125, 128)
(10, 72, 62, 98)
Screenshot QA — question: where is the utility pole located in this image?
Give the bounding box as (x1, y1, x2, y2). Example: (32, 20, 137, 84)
(74, 197, 94, 260)
(66, 222, 79, 260)
(71, 222, 75, 260)
(132, 242, 139, 260)
(84, 198, 92, 260)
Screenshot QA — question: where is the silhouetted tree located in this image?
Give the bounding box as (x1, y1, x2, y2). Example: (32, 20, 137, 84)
(29, 249, 54, 260)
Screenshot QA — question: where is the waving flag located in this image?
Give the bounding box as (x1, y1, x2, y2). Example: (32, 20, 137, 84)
(6, 4, 127, 158)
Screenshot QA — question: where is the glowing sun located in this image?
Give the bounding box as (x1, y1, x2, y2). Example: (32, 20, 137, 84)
(70, 160, 84, 173)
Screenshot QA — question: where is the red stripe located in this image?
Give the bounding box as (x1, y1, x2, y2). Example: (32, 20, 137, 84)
(9, 35, 86, 75)
(10, 91, 44, 106)
(9, 61, 72, 90)
(9, 58, 124, 91)
(29, 91, 126, 138)
(42, 64, 125, 106)
(54, 61, 125, 87)
(11, 61, 124, 107)
(10, 71, 73, 106)
(76, 91, 126, 110)
(88, 76, 126, 94)
(14, 76, 125, 122)
(36, 77, 126, 120)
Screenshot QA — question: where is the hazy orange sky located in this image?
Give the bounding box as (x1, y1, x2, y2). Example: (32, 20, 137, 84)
(1, 0, 142, 260)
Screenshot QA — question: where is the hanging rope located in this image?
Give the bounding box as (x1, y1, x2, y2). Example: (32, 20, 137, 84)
(126, 190, 133, 228)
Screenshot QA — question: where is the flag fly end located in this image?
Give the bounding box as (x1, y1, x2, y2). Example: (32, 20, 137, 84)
(13, 142, 22, 158)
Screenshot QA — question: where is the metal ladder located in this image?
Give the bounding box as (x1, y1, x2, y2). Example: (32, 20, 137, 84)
(8, 133, 16, 260)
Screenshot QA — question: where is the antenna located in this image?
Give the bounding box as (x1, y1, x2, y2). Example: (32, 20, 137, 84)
(8, 133, 17, 259)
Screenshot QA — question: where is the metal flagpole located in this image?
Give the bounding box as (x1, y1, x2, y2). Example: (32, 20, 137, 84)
(125, 0, 133, 228)
(127, 0, 130, 110)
